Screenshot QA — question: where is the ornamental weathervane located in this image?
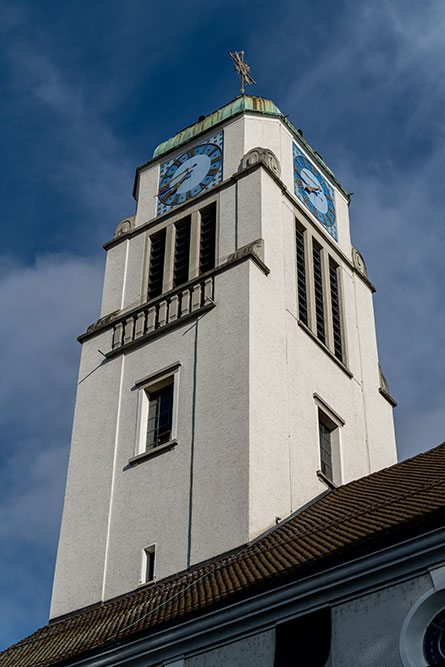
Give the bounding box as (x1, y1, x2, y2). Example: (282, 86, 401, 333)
(228, 50, 256, 95)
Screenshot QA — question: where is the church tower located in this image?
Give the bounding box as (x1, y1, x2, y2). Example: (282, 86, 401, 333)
(50, 95, 397, 619)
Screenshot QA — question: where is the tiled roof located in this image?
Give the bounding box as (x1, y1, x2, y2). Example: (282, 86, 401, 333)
(2, 443, 445, 667)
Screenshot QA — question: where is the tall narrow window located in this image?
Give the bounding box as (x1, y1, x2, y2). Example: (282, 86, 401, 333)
(318, 413, 334, 481)
(148, 229, 166, 300)
(173, 217, 191, 288)
(329, 259, 343, 362)
(199, 203, 216, 274)
(312, 242, 325, 343)
(146, 381, 173, 449)
(295, 222, 308, 325)
(142, 545, 155, 583)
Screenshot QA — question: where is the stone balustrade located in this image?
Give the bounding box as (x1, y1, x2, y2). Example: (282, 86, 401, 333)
(110, 276, 214, 353)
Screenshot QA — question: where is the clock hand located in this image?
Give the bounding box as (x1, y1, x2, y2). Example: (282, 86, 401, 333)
(160, 168, 191, 191)
(159, 162, 199, 196)
(304, 183, 321, 194)
(159, 170, 192, 197)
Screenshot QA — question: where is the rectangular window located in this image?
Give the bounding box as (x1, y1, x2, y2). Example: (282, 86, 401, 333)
(173, 217, 191, 288)
(329, 259, 343, 362)
(142, 545, 155, 583)
(133, 363, 180, 461)
(315, 399, 344, 486)
(318, 416, 334, 481)
(312, 241, 325, 343)
(295, 222, 308, 326)
(148, 229, 166, 300)
(199, 203, 216, 274)
(146, 381, 173, 449)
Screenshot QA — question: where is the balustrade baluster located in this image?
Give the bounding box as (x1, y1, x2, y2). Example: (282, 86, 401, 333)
(169, 295, 179, 322)
(134, 311, 146, 339)
(204, 278, 213, 305)
(124, 317, 135, 344)
(158, 300, 168, 327)
(181, 289, 191, 316)
(147, 307, 156, 333)
(191, 284, 202, 311)
(112, 322, 124, 349)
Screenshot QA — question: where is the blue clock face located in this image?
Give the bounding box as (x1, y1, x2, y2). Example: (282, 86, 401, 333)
(293, 144, 337, 241)
(157, 132, 223, 215)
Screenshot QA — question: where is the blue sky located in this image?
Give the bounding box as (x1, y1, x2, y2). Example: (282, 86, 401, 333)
(1, 0, 444, 652)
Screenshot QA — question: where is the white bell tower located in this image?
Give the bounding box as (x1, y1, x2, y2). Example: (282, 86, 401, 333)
(50, 95, 397, 619)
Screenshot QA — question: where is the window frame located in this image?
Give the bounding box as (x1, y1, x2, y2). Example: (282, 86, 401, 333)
(314, 394, 344, 487)
(140, 544, 156, 585)
(131, 362, 181, 463)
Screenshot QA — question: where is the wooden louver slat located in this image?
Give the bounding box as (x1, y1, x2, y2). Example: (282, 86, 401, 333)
(148, 229, 166, 300)
(329, 260, 343, 362)
(295, 223, 308, 326)
(173, 217, 191, 288)
(200, 204, 216, 274)
(312, 242, 325, 343)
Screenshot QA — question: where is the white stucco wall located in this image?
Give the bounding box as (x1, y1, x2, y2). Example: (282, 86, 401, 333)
(100, 240, 128, 317)
(186, 630, 275, 667)
(331, 574, 433, 667)
(52, 108, 397, 618)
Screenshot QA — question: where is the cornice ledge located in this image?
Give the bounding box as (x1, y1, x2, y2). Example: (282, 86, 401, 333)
(80, 310, 121, 341)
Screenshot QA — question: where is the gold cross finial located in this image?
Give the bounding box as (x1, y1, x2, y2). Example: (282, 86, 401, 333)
(228, 50, 256, 95)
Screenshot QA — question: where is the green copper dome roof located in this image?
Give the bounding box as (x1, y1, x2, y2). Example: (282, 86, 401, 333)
(152, 96, 282, 160)
(135, 95, 349, 201)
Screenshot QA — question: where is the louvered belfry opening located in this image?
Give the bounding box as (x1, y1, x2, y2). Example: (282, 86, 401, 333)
(173, 217, 191, 288)
(312, 241, 325, 343)
(199, 203, 216, 274)
(148, 228, 166, 300)
(295, 222, 308, 326)
(329, 259, 343, 362)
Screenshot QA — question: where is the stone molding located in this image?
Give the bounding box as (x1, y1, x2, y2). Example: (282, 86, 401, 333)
(352, 247, 368, 278)
(228, 238, 264, 264)
(85, 310, 120, 336)
(239, 147, 281, 178)
(114, 215, 135, 239)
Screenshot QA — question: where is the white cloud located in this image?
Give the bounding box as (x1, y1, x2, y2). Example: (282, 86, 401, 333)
(0, 253, 103, 646)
